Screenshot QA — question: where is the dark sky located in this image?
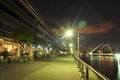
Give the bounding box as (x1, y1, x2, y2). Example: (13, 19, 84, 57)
(30, 0, 120, 51)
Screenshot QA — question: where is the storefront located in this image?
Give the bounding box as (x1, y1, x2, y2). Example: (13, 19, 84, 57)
(0, 38, 20, 58)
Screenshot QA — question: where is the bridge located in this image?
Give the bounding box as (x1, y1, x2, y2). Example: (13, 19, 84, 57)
(88, 43, 114, 56)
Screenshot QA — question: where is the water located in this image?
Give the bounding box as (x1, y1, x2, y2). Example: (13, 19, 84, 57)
(80, 54, 120, 80)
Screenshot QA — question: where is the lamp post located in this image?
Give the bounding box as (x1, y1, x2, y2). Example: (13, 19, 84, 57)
(69, 43, 73, 54)
(77, 32, 80, 55)
(65, 29, 80, 54)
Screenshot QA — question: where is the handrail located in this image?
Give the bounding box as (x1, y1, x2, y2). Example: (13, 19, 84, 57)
(74, 54, 109, 80)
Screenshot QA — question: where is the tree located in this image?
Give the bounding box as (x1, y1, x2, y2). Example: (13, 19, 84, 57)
(14, 26, 34, 45)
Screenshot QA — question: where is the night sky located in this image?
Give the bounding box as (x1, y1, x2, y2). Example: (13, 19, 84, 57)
(30, 0, 120, 51)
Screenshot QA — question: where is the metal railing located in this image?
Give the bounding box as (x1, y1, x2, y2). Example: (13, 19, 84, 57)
(74, 54, 109, 80)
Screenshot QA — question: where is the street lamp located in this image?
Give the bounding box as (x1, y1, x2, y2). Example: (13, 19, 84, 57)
(69, 43, 73, 54)
(65, 29, 73, 37)
(65, 30, 80, 54)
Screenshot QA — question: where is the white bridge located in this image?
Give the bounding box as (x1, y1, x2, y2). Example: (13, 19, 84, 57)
(88, 43, 113, 56)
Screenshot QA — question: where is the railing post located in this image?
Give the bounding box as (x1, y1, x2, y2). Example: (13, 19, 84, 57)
(81, 63, 83, 73)
(77, 59, 80, 68)
(86, 67, 89, 80)
(74, 55, 109, 80)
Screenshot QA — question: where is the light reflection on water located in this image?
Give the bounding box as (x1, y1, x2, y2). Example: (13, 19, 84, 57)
(80, 54, 120, 80)
(116, 55, 120, 80)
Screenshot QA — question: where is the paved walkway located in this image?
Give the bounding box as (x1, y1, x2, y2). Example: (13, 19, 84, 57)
(0, 54, 83, 80)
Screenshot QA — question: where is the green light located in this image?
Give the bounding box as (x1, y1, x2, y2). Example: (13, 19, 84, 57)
(48, 43, 51, 47)
(79, 21, 87, 28)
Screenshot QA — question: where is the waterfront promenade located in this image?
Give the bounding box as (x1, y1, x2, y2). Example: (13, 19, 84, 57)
(0, 54, 83, 80)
